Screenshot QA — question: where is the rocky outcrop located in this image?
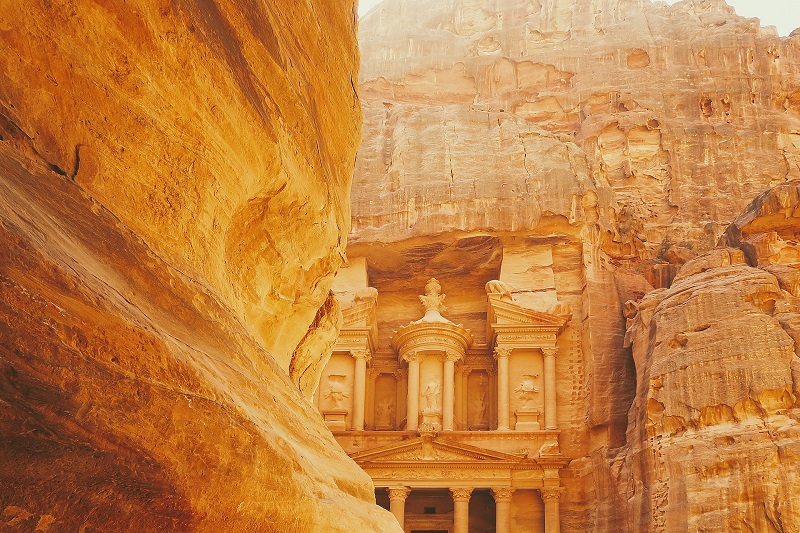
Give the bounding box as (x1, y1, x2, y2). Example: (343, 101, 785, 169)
(0, 1, 400, 531)
(620, 185, 800, 531)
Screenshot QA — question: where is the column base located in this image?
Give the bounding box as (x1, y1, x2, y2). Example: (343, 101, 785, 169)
(420, 409, 442, 432)
(515, 409, 540, 431)
(323, 409, 348, 431)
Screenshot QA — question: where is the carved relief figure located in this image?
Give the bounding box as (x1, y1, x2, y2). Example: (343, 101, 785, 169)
(422, 380, 441, 411)
(514, 374, 540, 410)
(324, 374, 348, 409)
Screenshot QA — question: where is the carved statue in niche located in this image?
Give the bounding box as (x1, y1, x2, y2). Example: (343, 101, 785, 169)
(419, 278, 446, 315)
(375, 397, 395, 428)
(514, 374, 540, 410)
(422, 380, 441, 411)
(324, 374, 348, 409)
(468, 372, 489, 429)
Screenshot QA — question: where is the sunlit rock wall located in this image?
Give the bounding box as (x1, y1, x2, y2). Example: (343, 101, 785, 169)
(354, 0, 800, 530)
(0, 1, 400, 531)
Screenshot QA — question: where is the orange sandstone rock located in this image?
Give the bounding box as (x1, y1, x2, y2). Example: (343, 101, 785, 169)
(0, 1, 400, 531)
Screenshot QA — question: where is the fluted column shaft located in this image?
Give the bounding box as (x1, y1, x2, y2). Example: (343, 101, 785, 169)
(443, 353, 458, 431)
(543, 347, 558, 429)
(541, 488, 562, 533)
(388, 487, 411, 529)
(494, 347, 511, 430)
(406, 354, 420, 431)
(450, 488, 472, 533)
(492, 487, 515, 533)
(352, 350, 369, 431)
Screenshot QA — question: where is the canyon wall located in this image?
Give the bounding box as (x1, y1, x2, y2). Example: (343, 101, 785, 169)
(354, 0, 800, 530)
(0, 1, 400, 531)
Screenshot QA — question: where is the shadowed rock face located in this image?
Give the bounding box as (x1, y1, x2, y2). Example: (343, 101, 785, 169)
(0, 1, 401, 531)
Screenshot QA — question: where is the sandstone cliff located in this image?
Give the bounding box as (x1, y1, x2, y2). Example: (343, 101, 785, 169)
(621, 184, 800, 531)
(0, 1, 400, 531)
(353, 0, 800, 530)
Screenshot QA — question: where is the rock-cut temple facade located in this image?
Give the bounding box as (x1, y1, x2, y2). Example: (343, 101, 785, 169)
(315, 265, 574, 533)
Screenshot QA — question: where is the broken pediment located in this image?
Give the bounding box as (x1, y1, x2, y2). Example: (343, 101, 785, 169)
(486, 295, 570, 347)
(350, 437, 523, 465)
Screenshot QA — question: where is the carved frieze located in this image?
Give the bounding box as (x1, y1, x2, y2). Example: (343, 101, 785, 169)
(367, 468, 509, 480)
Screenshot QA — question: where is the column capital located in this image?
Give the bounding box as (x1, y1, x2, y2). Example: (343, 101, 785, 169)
(351, 349, 372, 362)
(388, 486, 412, 501)
(402, 350, 421, 363)
(450, 487, 473, 502)
(445, 351, 462, 363)
(541, 347, 558, 358)
(493, 346, 512, 360)
(540, 487, 564, 502)
(491, 487, 515, 502)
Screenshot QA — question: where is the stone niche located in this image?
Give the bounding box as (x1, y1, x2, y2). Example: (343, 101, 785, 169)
(509, 348, 545, 431)
(466, 369, 491, 430)
(373, 373, 398, 429)
(319, 356, 355, 431)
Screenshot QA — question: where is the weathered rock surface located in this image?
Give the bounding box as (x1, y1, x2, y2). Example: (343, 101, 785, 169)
(0, 1, 400, 531)
(353, 0, 800, 530)
(620, 186, 800, 532)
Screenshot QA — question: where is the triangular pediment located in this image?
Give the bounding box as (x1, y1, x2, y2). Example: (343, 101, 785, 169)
(488, 299, 567, 328)
(341, 300, 376, 327)
(350, 437, 523, 465)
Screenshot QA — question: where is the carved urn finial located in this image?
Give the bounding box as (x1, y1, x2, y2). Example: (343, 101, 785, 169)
(418, 277, 448, 322)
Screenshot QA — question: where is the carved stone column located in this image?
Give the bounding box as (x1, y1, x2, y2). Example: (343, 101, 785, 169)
(492, 487, 515, 533)
(351, 349, 370, 431)
(443, 352, 459, 431)
(394, 368, 407, 430)
(542, 347, 558, 430)
(405, 352, 420, 431)
(494, 346, 512, 430)
(388, 486, 411, 529)
(454, 365, 466, 430)
(541, 488, 563, 533)
(487, 367, 497, 429)
(450, 488, 473, 533)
